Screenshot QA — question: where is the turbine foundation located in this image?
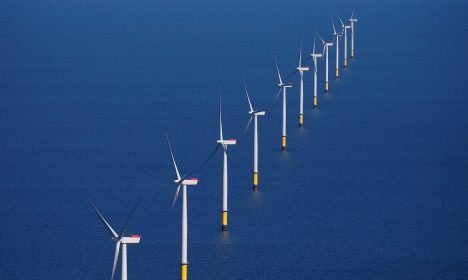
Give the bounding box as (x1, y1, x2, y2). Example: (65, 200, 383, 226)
(336, 69, 339, 78)
(344, 59, 348, 67)
(351, 50, 355, 58)
(313, 96, 317, 108)
(325, 82, 329, 92)
(253, 172, 258, 190)
(281, 136, 286, 151)
(181, 263, 188, 280)
(299, 114, 303, 127)
(222, 211, 228, 231)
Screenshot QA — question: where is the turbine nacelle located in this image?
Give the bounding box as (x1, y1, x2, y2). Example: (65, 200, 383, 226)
(217, 139, 237, 145)
(326, 42, 334, 47)
(251, 110, 266, 116)
(311, 54, 323, 58)
(296, 66, 310, 72)
(279, 83, 293, 88)
(89, 199, 140, 280)
(121, 234, 141, 244)
(174, 178, 199, 185)
(349, 18, 358, 22)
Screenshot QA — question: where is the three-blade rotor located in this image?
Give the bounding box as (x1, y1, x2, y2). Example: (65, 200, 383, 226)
(310, 36, 322, 73)
(89, 200, 140, 280)
(166, 134, 200, 207)
(242, 79, 265, 137)
(331, 17, 342, 37)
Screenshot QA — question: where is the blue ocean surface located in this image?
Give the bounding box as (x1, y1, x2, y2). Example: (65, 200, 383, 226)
(1, 0, 468, 279)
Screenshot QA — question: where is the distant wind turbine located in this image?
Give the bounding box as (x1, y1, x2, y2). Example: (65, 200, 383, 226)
(332, 18, 343, 78)
(339, 15, 351, 67)
(310, 36, 323, 108)
(217, 95, 236, 231)
(349, 10, 358, 58)
(89, 200, 141, 280)
(243, 79, 266, 190)
(275, 55, 293, 151)
(295, 43, 309, 126)
(318, 34, 333, 93)
(167, 136, 199, 280)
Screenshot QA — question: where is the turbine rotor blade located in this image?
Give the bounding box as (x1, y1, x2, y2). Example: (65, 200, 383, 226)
(236, 114, 254, 146)
(111, 241, 121, 280)
(274, 54, 283, 85)
(318, 34, 325, 45)
(331, 17, 337, 34)
(173, 143, 220, 187)
(172, 184, 181, 207)
(219, 92, 223, 141)
(89, 200, 119, 239)
(243, 114, 254, 136)
(313, 36, 316, 54)
(199, 144, 221, 170)
(298, 41, 303, 68)
(243, 78, 254, 112)
(285, 69, 299, 80)
(338, 14, 344, 27)
(166, 134, 181, 180)
(118, 200, 140, 239)
(274, 87, 282, 103)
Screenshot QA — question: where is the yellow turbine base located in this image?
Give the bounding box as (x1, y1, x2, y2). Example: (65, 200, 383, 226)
(299, 114, 303, 126)
(351, 50, 355, 57)
(325, 82, 329, 92)
(344, 59, 348, 67)
(222, 211, 228, 231)
(336, 69, 339, 78)
(253, 172, 258, 189)
(313, 96, 317, 107)
(282, 136, 286, 150)
(181, 264, 188, 280)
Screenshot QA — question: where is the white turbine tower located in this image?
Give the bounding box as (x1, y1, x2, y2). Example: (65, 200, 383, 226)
(332, 18, 343, 78)
(217, 95, 236, 231)
(349, 10, 358, 58)
(339, 15, 351, 68)
(167, 136, 199, 280)
(243, 79, 266, 190)
(318, 34, 333, 93)
(310, 36, 323, 108)
(275, 55, 293, 151)
(296, 43, 309, 126)
(89, 200, 141, 280)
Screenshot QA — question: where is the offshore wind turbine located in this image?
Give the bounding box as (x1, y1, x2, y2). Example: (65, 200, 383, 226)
(296, 43, 309, 126)
(349, 10, 358, 58)
(275, 55, 293, 151)
(310, 36, 323, 108)
(217, 95, 236, 231)
(243, 79, 266, 190)
(89, 200, 141, 280)
(332, 18, 343, 78)
(339, 15, 351, 67)
(318, 34, 333, 93)
(167, 136, 199, 280)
